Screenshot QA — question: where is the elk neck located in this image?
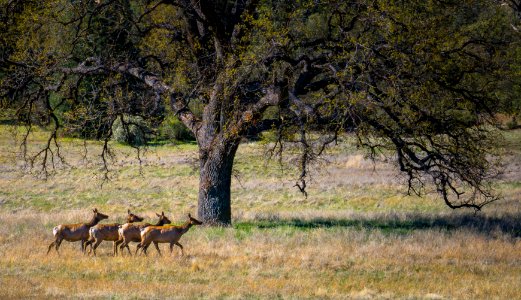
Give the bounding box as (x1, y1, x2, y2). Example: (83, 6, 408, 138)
(179, 221, 193, 234)
(85, 215, 103, 227)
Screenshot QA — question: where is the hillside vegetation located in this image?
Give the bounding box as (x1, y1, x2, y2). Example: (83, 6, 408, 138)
(0, 125, 520, 299)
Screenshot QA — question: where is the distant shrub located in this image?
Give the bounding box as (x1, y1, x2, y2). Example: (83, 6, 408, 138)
(158, 115, 195, 142)
(112, 115, 149, 146)
(259, 130, 279, 143)
(506, 116, 519, 130)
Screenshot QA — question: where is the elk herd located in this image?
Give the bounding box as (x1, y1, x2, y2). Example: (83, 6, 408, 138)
(47, 208, 202, 257)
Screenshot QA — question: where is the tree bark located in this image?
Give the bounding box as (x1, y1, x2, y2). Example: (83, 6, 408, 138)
(197, 139, 240, 226)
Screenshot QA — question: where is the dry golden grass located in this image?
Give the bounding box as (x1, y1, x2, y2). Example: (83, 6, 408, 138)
(0, 125, 520, 299)
(1, 211, 520, 299)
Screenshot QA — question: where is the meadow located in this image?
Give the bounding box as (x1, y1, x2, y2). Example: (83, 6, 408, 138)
(0, 124, 520, 299)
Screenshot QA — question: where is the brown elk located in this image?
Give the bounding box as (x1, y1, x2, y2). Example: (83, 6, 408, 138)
(85, 209, 144, 256)
(118, 211, 172, 256)
(47, 208, 109, 255)
(137, 213, 202, 256)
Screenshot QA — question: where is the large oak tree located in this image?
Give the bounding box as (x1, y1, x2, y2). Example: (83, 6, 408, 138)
(1, 0, 519, 225)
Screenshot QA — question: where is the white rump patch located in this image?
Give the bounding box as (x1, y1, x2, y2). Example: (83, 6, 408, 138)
(89, 227, 97, 237)
(52, 226, 59, 236)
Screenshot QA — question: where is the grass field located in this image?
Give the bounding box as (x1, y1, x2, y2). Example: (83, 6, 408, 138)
(0, 124, 520, 299)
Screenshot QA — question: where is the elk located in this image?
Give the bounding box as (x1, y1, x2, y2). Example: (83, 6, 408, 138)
(47, 208, 109, 255)
(118, 211, 171, 256)
(137, 213, 202, 256)
(85, 209, 144, 256)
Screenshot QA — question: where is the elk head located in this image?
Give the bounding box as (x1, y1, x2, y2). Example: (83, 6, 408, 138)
(93, 208, 109, 221)
(188, 213, 203, 226)
(127, 209, 144, 223)
(156, 211, 171, 225)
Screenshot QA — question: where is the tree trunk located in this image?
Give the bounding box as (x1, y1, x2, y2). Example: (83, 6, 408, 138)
(197, 139, 240, 226)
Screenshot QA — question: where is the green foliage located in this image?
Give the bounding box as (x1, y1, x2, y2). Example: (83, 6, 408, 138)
(506, 116, 520, 130)
(258, 130, 279, 144)
(158, 115, 195, 142)
(111, 115, 149, 146)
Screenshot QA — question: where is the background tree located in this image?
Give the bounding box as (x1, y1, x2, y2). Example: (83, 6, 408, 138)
(1, 0, 520, 225)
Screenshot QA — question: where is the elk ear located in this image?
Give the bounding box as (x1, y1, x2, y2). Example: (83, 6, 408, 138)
(128, 209, 131, 214)
(156, 213, 161, 217)
(188, 213, 192, 219)
(93, 208, 98, 213)
(162, 211, 165, 216)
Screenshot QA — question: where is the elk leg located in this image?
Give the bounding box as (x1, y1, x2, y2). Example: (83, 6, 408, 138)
(91, 240, 102, 256)
(142, 243, 149, 256)
(85, 239, 94, 255)
(153, 242, 161, 256)
(169, 242, 174, 254)
(125, 245, 132, 256)
(86, 240, 94, 254)
(114, 240, 123, 256)
(175, 242, 184, 256)
(119, 241, 130, 256)
(47, 241, 56, 255)
(55, 238, 63, 254)
(119, 240, 128, 256)
(136, 243, 145, 256)
(82, 239, 90, 254)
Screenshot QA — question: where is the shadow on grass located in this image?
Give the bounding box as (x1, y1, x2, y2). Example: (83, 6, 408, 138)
(235, 212, 521, 238)
(0, 119, 17, 125)
(146, 140, 198, 147)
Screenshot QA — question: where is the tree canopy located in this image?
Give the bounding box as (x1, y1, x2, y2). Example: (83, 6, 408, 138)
(1, 0, 520, 225)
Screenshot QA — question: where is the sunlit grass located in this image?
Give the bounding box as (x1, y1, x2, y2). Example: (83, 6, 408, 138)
(0, 210, 520, 299)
